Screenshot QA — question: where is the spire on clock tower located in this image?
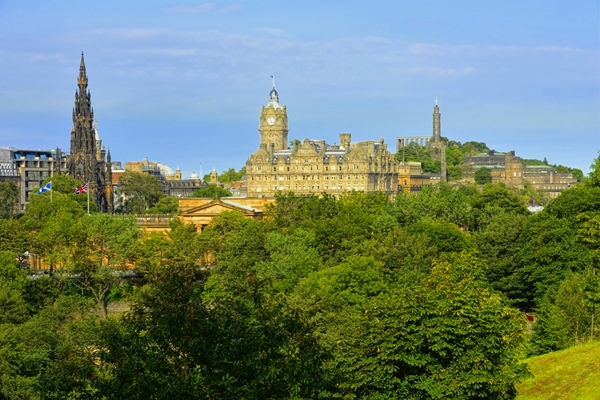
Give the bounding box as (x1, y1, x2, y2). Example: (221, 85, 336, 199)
(259, 83, 288, 152)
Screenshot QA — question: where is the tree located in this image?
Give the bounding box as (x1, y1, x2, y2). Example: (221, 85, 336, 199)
(581, 269, 600, 340)
(117, 170, 164, 214)
(147, 196, 179, 214)
(475, 213, 528, 306)
(0, 296, 100, 399)
(530, 273, 592, 355)
(191, 184, 232, 197)
(72, 214, 140, 318)
(219, 167, 246, 183)
(96, 239, 328, 399)
(474, 166, 492, 184)
(22, 191, 86, 273)
(0, 180, 19, 219)
(517, 213, 590, 309)
(291, 253, 528, 399)
(588, 150, 600, 187)
(38, 173, 99, 214)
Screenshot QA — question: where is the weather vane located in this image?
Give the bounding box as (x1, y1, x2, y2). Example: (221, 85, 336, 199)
(270, 75, 275, 88)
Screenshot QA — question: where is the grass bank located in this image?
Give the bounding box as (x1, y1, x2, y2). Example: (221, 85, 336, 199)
(516, 341, 600, 399)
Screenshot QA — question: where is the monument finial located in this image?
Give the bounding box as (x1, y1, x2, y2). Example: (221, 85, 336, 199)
(435, 97, 438, 106)
(271, 75, 275, 88)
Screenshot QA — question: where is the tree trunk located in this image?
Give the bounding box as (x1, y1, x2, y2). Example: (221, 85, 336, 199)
(98, 297, 108, 319)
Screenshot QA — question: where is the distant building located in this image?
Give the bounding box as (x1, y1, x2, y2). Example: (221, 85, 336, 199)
(462, 150, 577, 197)
(396, 102, 446, 192)
(0, 147, 68, 212)
(397, 161, 435, 194)
(246, 86, 398, 198)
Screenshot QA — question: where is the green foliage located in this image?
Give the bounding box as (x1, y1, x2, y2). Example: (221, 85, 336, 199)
(191, 183, 233, 197)
(544, 185, 600, 225)
(0, 180, 19, 219)
(395, 142, 441, 173)
(40, 173, 81, 195)
(555, 164, 585, 182)
(72, 214, 140, 318)
(203, 167, 246, 183)
(146, 196, 179, 214)
(97, 241, 328, 399)
(474, 166, 492, 184)
(530, 273, 592, 355)
(588, 150, 600, 187)
(0, 296, 99, 399)
(517, 213, 590, 308)
(39, 173, 99, 214)
(117, 170, 164, 214)
(0, 219, 30, 254)
(297, 253, 529, 399)
(219, 166, 246, 182)
(393, 183, 476, 230)
(475, 213, 528, 306)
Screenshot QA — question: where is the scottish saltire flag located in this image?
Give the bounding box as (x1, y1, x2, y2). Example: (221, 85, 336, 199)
(37, 181, 52, 194)
(75, 183, 89, 194)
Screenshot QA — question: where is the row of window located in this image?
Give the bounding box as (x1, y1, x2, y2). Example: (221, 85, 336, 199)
(250, 164, 394, 173)
(250, 174, 369, 181)
(251, 183, 367, 192)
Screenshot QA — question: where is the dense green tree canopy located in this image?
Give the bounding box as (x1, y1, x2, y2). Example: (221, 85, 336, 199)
(117, 170, 164, 214)
(474, 166, 492, 184)
(147, 196, 179, 214)
(0, 180, 19, 219)
(1, 152, 599, 397)
(191, 184, 233, 197)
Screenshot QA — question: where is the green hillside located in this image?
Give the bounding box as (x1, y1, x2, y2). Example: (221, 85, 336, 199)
(516, 341, 600, 399)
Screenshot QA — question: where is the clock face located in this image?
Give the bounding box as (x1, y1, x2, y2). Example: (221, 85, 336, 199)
(266, 117, 275, 125)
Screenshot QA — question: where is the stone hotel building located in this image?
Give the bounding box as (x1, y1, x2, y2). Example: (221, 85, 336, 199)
(246, 86, 398, 198)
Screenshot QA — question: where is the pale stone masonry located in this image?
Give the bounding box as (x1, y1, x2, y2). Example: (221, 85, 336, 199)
(246, 86, 398, 198)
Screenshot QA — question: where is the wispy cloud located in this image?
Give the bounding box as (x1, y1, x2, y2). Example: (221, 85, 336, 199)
(165, 3, 217, 13)
(165, 3, 241, 14)
(217, 4, 242, 14)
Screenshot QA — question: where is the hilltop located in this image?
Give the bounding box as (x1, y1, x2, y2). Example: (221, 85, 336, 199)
(516, 341, 600, 399)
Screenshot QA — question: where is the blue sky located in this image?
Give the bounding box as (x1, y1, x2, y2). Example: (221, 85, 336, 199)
(0, 0, 598, 177)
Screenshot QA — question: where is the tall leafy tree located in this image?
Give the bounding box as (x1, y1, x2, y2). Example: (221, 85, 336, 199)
(588, 150, 600, 187)
(72, 214, 140, 318)
(191, 184, 232, 197)
(117, 170, 164, 214)
(474, 166, 492, 184)
(0, 180, 19, 219)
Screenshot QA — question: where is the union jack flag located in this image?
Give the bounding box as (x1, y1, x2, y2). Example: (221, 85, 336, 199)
(75, 183, 89, 194)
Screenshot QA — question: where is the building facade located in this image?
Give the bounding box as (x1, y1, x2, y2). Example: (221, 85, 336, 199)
(246, 86, 398, 198)
(68, 53, 113, 213)
(462, 150, 577, 197)
(0, 147, 68, 212)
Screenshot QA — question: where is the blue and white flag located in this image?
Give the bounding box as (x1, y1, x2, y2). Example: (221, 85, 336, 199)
(37, 181, 52, 194)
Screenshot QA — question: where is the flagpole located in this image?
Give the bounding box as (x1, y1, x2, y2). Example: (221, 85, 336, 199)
(50, 181, 52, 202)
(87, 182, 90, 215)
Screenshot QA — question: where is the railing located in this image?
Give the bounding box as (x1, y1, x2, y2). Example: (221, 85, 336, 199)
(134, 214, 176, 227)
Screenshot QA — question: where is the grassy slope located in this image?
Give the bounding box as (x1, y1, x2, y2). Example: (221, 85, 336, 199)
(516, 341, 600, 400)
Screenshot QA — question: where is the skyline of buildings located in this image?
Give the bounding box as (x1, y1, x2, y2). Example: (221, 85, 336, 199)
(1, 2, 597, 178)
(0, 53, 584, 212)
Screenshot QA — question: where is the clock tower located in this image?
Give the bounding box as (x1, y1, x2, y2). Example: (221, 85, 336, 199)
(259, 85, 289, 152)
